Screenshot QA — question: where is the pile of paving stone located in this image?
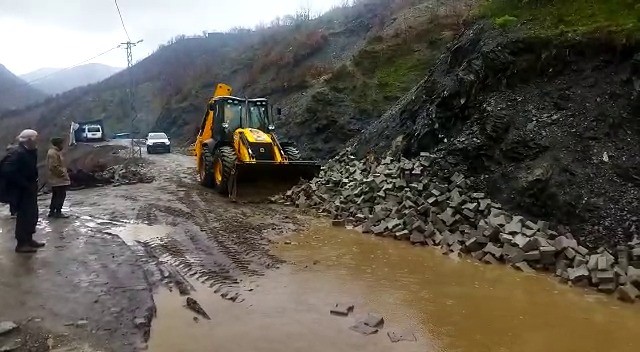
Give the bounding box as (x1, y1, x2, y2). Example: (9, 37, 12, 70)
(274, 152, 640, 303)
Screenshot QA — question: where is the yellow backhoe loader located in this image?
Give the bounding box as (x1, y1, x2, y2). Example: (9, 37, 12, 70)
(195, 83, 320, 198)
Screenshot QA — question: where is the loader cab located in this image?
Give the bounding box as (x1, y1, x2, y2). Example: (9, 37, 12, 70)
(202, 96, 273, 143)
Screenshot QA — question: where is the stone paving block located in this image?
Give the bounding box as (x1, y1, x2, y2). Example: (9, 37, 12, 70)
(0, 321, 18, 335)
(524, 221, 538, 231)
(554, 236, 578, 251)
(410, 231, 425, 244)
(513, 261, 535, 273)
(395, 230, 410, 241)
(499, 233, 514, 244)
(350, 322, 379, 335)
(482, 253, 500, 265)
(330, 303, 354, 316)
(504, 219, 523, 234)
(587, 254, 600, 270)
(536, 220, 549, 232)
(504, 245, 525, 264)
(432, 231, 443, 245)
(361, 313, 385, 328)
(576, 246, 589, 256)
(332, 219, 346, 227)
(488, 215, 507, 228)
(596, 270, 615, 283)
(472, 250, 485, 260)
(478, 199, 491, 211)
(438, 208, 457, 226)
(568, 265, 589, 282)
(515, 234, 539, 252)
(597, 256, 609, 270)
(465, 237, 488, 252)
(627, 266, 640, 288)
(617, 284, 639, 303)
(483, 243, 503, 258)
(462, 209, 476, 219)
(564, 247, 576, 259)
(572, 255, 587, 268)
(597, 282, 617, 294)
(387, 330, 417, 343)
(523, 250, 541, 261)
(522, 228, 537, 237)
(450, 242, 462, 253)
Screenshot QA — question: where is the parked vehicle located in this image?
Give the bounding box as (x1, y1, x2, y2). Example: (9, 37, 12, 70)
(82, 124, 104, 141)
(146, 132, 171, 154)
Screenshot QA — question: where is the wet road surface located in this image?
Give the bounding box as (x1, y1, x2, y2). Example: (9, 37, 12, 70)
(2, 151, 640, 351)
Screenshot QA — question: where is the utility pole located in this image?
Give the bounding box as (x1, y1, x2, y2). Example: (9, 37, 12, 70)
(120, 39, 143, 158)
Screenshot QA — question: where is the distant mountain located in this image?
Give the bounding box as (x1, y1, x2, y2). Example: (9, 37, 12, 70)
(21, 63, 122, 96)
(0, 64, 45, 111)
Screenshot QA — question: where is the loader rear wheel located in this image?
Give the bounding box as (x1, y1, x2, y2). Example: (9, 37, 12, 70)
(199, 149, 215, 188)
(212, 146, 237, 195)
(282, 146, 301, 161)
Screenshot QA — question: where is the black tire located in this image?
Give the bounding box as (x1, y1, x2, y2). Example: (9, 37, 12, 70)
(199, 148, 215, 188)
(282, 145, 301, 161)
(146, 147, 152, 154)
(213, 146, 237, 195)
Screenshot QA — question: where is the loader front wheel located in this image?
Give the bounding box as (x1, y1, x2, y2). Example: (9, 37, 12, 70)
(282, 145, 301, 161)
(199, 149, 215, 188)
(212, 146, 237, 195)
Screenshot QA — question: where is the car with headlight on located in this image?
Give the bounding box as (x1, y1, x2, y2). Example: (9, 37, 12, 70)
(145, 132, 171, 154)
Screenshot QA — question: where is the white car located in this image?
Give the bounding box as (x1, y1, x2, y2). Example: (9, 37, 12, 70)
(146, 132, 171, 154)
(82, 125, 103, 141)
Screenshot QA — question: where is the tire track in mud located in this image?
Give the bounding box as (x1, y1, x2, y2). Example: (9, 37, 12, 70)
(131, 184, 289, 296)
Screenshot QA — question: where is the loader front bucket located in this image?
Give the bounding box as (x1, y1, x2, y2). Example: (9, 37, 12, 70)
(231, 161, 321, 201)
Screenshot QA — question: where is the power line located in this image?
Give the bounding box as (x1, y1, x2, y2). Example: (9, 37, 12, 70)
(113, 0, 131, 42)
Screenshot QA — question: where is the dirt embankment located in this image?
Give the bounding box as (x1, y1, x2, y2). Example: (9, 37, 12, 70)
(346, 22, 640, 248)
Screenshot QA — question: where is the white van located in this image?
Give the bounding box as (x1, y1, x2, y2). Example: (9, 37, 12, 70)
(82, 125, 103, 141)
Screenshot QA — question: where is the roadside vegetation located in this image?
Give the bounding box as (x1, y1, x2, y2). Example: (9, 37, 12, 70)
(481, 0, 640, 37)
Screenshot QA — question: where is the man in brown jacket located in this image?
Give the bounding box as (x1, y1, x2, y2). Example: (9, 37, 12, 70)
(47, 137, 70, 218)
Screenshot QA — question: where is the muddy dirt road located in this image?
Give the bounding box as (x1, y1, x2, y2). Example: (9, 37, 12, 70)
(2, 151, 640, 352)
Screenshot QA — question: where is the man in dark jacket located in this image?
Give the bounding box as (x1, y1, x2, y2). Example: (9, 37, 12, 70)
(4, 143, 18, 217)
(2, 129, 44, 253)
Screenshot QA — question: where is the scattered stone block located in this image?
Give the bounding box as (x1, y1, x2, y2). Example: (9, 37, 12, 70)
(597, 282, 617, 294)
(524, 221, 538, 230)
(503, 245, 525, 264)
(554, 236, 578, 251)
(513, 262, 535, 273)
(387, 330, 417, 343)
(573, 255, 587, 268)
(482, 253, 500, 265)
(478, 199, 491, 211)
(596, 270, 615, 283)
(332, 219, 346, 227)
(395, 230, 410, 241)
(587, 255, 600, 270)
(515, 234, 539, 252)
(330, 303, 354, 316)
(450, 242, 462, 253)
(462, 209, 475, 219)
(597, 256, 609, 271)
(499, 233, 514, 244)
(627, 266, 640, 288)
(0, 321, 17, 335)
(465, 237, 488, 252)
(438, 208, 457, 226)
(576, 246, 589, 256)
(410, 231, 425, 244)
(564, 247, 576, 259)
(536, 220, 549, 232)
(568, 265, 590, 282)
(617, 284, 639, 303)
(349, 322, 378, 335)
(361, 313, 384, 328)
(483, 243, 503, 258)
(504, 218, 523, 234)
(472, 250, 485, 260)
(523, 250, 540, 261)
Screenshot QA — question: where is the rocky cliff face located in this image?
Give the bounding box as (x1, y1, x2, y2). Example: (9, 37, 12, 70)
(346, 22, 640, 247)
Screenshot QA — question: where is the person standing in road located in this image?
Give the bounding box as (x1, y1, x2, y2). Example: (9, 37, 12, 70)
(47, 137, 70, 218)
(1, 129, 44, 253)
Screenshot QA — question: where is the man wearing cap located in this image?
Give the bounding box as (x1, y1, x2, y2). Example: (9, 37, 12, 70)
(1, 129, 44, 253)
(47, 137, 70, 218)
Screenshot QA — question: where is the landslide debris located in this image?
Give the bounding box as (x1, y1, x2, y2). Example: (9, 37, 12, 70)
(275, 151, 640, 303)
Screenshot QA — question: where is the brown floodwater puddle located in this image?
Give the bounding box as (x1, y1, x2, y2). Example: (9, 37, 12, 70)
(148, 224, 640, 352)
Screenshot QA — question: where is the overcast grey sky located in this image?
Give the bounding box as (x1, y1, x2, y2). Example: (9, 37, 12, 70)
(0, 0, 341, 75)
